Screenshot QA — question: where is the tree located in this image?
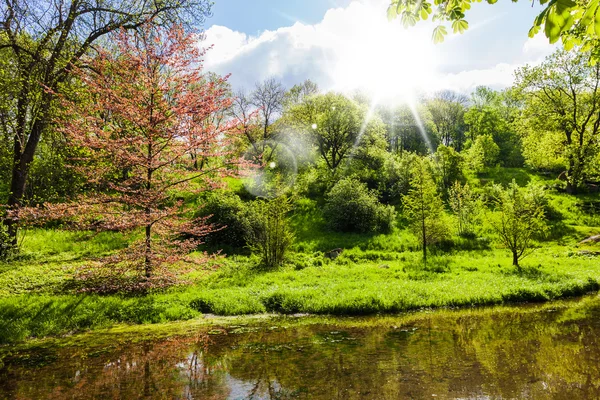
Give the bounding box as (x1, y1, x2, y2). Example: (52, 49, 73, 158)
(515, 49, 600, 193)
(380, 102, 437, 155)
(21, 26, 237, 291)
(433, 144, 464, 191)
(427, 91, 468, 150)
(466, 134, 500, 173)
(288, 93, 363, 173)
(386, 0, 600, 54)
(283, 79, 319, 108)
(251, 78, 286, 150)
(250, 195, 294, 269)
(464, 87, 523, 167)
(230, 78, 285, 163)
(0, 0, 212, 244)
(402, 159, 449, 264)
(488, 181, 547, 269)
(448, 181, 480, 237)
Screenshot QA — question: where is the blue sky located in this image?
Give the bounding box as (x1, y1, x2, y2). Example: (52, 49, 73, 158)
(202, 0, 555, 96)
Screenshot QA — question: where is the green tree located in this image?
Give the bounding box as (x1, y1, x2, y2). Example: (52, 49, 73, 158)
(427, 91, 468, 150)
(433, 144, 464, 191)
(466, 134, 500, 173)
(488, 181, 547, 269)
(288, 93, 363, 173)
(448, 182, 480, 237)
(250, 195, 295, 269)
(464, 88, 523, 166)
(403, 159, 449, 264)
(379, 102, 436, 155)
(515, 50, 600, 193)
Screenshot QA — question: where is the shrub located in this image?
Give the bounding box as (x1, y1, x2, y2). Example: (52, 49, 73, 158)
(249, 195, 295, 269)
(196, 192, 255, 248)
(0, 221, 12, 261)
(324, 178, 396, 233)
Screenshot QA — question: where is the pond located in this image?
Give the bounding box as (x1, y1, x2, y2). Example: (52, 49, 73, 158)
(2, 295, 600, 399)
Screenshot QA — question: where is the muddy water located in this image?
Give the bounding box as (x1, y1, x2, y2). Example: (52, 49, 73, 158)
(2, 295, 600, 399)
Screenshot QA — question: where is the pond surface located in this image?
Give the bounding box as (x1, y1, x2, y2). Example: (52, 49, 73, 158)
(2, 295, 600, 399)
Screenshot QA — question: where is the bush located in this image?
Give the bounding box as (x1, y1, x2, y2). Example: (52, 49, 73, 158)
(0, 220, 15, 261)
(249, 195, 295, 269)
(324, 178, 396, 233)
(196, 192, 254, 248)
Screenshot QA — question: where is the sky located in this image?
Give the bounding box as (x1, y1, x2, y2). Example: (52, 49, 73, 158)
(201, 0, 557, 99)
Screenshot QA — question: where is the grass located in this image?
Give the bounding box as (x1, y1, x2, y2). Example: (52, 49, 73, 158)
(1, 167, 599, 344)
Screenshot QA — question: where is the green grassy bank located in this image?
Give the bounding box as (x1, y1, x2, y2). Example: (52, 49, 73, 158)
(1, 169, 599, 345)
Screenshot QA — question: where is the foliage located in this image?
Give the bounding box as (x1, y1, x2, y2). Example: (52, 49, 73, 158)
(402, 159, 450, 263)
(378, 103, 437, 155)
(18, 26, 237, 292)
(287, 93, 363, 172)
(324, 178, 396, 234)
(0, 0, 212, 245)
(464, 88, 523, 167)
(386, 0, 600, 56)
(515, 49, 600, 193)
(466, 134, 500, 173)
(448, 182, 481, 237)
(488, 181, 548, 269)
(249, 195, 295, 269)
(196, 192, 255, 249)
(433, 144, 464, 191)
(0, 221, 13, 261)
(426, 91, 468, 150)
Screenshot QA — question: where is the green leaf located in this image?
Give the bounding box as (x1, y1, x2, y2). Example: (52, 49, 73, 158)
(595, 7, 600, 36)
(562, 36, 575, 50)
(402, 11, 419, 27)
(556, 0, 576, 9)
(452, 19, 469, 34)
(432, 25, 448, 43)
(545, 5, 566, 43)
(387, 5, 399, 21)
(581, 0, 599, 26)
(528, 24, 541, 38)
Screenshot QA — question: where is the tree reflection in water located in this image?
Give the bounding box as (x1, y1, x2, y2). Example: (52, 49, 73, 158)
(2, 296, 600, 399)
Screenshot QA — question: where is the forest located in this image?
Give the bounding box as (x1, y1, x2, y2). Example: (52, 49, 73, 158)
(1, 0, 600, 347)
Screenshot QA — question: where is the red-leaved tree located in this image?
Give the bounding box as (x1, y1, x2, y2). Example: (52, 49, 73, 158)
(23, 26, 240, 292)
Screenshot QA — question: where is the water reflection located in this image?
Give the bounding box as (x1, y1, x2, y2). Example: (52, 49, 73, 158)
(2, 296, 600, 399)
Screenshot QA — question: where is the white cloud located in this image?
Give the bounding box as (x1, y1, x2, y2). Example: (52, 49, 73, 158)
(201, 0, 558, 97)
(522, 33, 557, 61)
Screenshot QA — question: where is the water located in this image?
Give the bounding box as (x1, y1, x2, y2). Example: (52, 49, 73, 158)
(2, 295, 600, 399)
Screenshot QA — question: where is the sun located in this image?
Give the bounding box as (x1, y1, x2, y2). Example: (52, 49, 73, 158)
(329, 7, 439, 101)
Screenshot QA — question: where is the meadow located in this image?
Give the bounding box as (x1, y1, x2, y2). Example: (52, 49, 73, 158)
(1, 168, 599, 345)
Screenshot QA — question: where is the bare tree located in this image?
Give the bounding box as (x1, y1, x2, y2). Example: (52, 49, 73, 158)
(230, 89, 259, 153)
(0, 0, 212, 243)
(251, 78, 285, 146)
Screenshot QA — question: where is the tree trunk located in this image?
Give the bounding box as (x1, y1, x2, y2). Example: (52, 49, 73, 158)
(422, 216, 427, 266)
(512, 251, 519, 269)
(145, 224, 152, 278)
(5, 100, 50, 245)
